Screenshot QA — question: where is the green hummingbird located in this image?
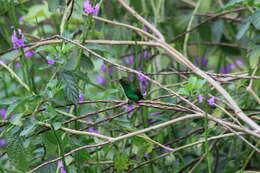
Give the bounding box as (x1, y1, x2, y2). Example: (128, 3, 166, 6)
(119, 77, 143, 102)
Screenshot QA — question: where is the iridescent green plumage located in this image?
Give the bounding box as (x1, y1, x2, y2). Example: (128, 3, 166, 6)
(119, 77, 143, 101)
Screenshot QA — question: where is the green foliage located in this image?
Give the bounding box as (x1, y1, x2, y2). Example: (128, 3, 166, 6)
(114, 152, 130, 171)
(0, 0, 259, 172)
(5, 134, 31, 171)
(57, 71, 79, 104)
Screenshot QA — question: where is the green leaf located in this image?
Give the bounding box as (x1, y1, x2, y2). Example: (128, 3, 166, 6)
(211, 20, 224, 42)
(10, 113, 23, 126)
(52, 122, 62, 130)
(236, 22, 250, 40)
(81, 54, 95, 71)
(48, 0, 61, 12)
(58, 71, 79, 104)
(6, 135, 30, 171)
(250, 10, 260, 30)
(114, 153, 130, 171)
(248, 45, 260, 68)
(20, 117, 37, 136)
(5, 97, 30, 119)
(220, 0, 246, 11)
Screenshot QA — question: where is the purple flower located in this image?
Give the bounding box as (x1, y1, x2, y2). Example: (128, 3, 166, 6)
(236, 59, 243, 65)
(143, 50, 151, 59)
(92, 4, 100, 15)
(0, 108, 7, 120)
(19, 17, 24, 23)
(123, 55, 134, 65)
(108, 66, 113, 75)
(220, 64, 235, 74)
(57, 161, 67, 173)
(48, 60, 55, 65)
(143, 27, 148, 32)
(144, 152, 149, 158)
(79, 93, 85, 102)
(124, 105, 135, 111)
(207, 96, 215, 106)
(148, 112, 160, 124)
(87, 127, 99, 134)
(100, 64, 113, 75)
(83, 0, 100, 15)
(11, 29, 25, 48)
(15, 62, 21, 68)
(197, 95, 204, 103)
(0, 138, 6, 147)
(100, 64, 107, 72)
(195, 57, 208, 67)
(138, 74, 149, 94)
(24, 47, 35, 58)
(96, 75, 106, 85)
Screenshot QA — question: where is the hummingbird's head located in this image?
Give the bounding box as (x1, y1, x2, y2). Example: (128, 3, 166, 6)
(119, 77, 130, 85)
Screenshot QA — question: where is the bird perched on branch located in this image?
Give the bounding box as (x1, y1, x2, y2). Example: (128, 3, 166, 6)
(119, 77, 143, 102)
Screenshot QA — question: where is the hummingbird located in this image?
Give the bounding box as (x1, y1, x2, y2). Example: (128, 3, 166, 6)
(119, 77, 144, 102)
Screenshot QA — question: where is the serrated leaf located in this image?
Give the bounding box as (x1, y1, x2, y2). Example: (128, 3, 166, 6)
(114, 153, 130, 171)
(250, 10, 260, 30)
(58, 71, 79, 104)
(72, 70, 90, 82)
(20, 117, 37, 136)
(236, 22, 250, 40)
(81, 54, 94, 70)
(6, 135, 30, 171)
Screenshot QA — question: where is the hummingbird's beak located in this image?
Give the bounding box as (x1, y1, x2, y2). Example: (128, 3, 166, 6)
(111, 79, 119, 82)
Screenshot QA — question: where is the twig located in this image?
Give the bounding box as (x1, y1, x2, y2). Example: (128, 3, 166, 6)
(172, 7, 247, 41)
(188, 41, 247, 50)
(195, 13, 242, 23)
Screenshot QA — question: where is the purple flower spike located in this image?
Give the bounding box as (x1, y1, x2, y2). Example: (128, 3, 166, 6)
(15, 62, 21, 68)
(100, 64, 107, 72)
(84, 0, 100, 15)
(92, 3, 100, 15)
(11, 29, 25, 48)
(207, 96, 215, 106)
(236, 59, 243, 65)
(124, 105, 135, 111)
(0, 108, 7, 120)
(87, 127, 99, 134)
(144, 152, 149, 158)
(197, 95, 204, 103)
(24, 47, 35, 58)
(143, 50, 151, 59)
(48, 60, 55, 65)
(79, 93, 84, 102)
(57, 161, 67, 173)
(220, 64, 235, 74)
(96, 75, 106, 85)
(195, 57, 208, 67)
(124, 55, 134, 65)
(19, 17, 24, 23)
(0, 138, 6, 147)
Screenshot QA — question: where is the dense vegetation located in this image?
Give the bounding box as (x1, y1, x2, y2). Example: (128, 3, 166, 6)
(0, 0, 260, 172)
